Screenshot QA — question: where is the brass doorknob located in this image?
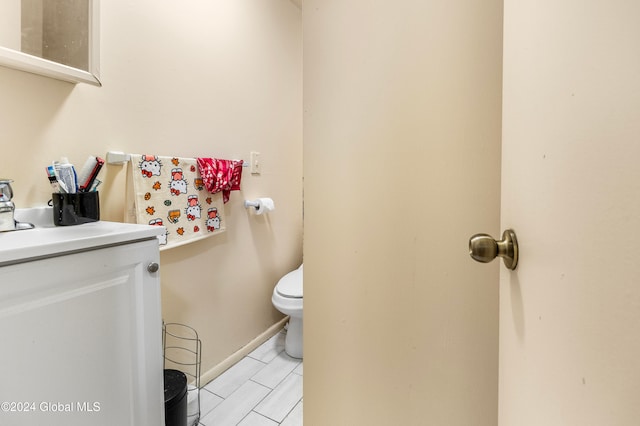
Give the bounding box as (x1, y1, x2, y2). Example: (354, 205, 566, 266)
(469, 229, 519, 270)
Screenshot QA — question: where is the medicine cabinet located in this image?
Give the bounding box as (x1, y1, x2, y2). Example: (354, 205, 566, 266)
(0, 0, 101, 86)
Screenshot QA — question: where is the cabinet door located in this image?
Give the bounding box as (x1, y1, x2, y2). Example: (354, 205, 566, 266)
(0, 239, 163, 426)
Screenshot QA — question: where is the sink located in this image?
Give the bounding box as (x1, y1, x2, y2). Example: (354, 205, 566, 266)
(15, 206, 53, 228)
(1, 207, 165, 266)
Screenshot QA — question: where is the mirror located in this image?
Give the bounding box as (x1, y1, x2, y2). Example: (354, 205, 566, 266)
(0, 0, 100, 86)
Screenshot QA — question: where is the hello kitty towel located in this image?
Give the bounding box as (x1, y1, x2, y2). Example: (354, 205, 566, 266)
(126, 154, 226, 250)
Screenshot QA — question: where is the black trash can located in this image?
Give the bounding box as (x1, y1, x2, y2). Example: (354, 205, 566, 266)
(164, 369, 188, 426)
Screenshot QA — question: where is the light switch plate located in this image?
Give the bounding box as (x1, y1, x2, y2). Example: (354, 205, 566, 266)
(250, 151, 261, 174)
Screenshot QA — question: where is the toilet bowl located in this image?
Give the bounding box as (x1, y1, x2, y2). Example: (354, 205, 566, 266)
(272, 264, 303, 359)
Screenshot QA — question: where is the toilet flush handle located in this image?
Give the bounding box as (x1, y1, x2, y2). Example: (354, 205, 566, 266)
(469, 229, 519, 270)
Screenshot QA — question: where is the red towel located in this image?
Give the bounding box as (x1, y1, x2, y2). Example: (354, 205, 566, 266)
(196, 158, 244, 203)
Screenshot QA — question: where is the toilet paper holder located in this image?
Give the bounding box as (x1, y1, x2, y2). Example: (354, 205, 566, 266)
(244, 200, 260, 209)
(244, 198, 275, 215)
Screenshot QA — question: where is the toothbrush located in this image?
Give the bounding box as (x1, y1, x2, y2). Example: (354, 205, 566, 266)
(46, 166, 61, 193)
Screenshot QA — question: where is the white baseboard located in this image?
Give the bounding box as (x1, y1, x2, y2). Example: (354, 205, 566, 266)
(200, 316, 289, 387)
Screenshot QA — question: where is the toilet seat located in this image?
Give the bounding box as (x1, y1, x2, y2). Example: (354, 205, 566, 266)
(275, 266, 303, 299)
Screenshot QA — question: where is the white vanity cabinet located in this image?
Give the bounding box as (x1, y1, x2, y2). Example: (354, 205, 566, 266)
(0, 217, 165, 426)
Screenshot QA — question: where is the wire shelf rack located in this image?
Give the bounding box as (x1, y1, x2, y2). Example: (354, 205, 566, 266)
(163, 322, 202, 426)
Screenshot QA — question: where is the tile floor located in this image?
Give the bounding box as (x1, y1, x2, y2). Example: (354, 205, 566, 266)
(197, 330, 303, 426)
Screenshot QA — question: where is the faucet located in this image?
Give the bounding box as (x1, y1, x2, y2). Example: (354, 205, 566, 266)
(0, 179, 34, 232)
(0, 179, 16, 232)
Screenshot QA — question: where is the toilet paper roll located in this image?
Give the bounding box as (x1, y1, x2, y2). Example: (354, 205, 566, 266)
(255, 197, 275, 215)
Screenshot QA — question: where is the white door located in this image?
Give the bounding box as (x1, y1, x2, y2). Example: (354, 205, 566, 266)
(499, 0, 640, 424)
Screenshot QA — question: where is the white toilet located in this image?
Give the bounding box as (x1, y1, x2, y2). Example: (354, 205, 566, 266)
(272, 264, 303, 359)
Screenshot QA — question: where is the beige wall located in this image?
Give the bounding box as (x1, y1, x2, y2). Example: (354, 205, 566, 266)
(0, 0, 302, 375)
(500, 0, 640, 423)
(304, 0, 502, 424)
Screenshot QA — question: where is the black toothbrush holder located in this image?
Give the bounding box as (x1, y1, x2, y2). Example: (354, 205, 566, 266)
(52, 192, 100, 226)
